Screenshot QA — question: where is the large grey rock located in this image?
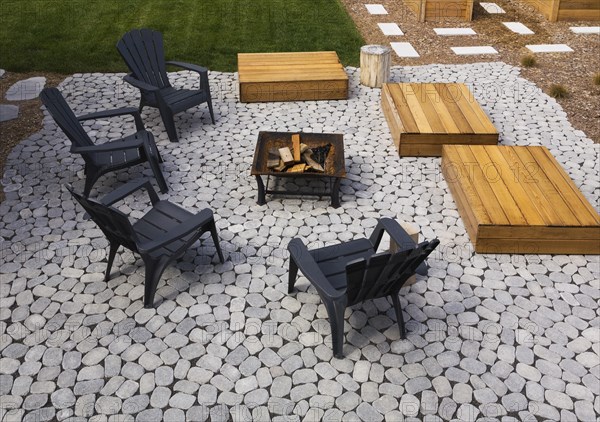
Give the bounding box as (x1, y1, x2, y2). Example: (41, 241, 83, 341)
(5, 77, 46, 101)
(0, 104, 18, 122)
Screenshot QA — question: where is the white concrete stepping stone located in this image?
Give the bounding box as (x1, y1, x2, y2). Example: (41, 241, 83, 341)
(0, 104, 19, 122)
(0, 69, 5, 79)
(527, 44, 573, 53)
(390, 42, 420, 58)
(434, 28, 476, 36)
(378, 23, 403, 36)
(503, 22, 534, 35)
(480, 2, 505, 13)
(5, 77, 46, 101)
(365, 4, 388, 14)
(451, 46, 498, 55)
(570, 26, 600, 34)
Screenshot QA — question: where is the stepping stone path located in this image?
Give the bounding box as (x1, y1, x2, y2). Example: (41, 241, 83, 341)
(434, 28, 476, 36)
(365, 4, 387, 14)
(527, 44, 574, 53)
(570, 26, 600, 34)
(390, 42, 420, 58)
(480, 2, 505, 13)
(378, 23, 403, 36)
(503, 22, 534, 35)
(451, 46, 498, 55)
(0, 104, 19, 122)
(5, 76, 46, 101)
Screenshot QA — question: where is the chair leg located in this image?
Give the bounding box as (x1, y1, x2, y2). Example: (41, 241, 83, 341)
(207, 97, 215, 124)
(159, 108, 179, 142)
(391, 293, 407, 339)
(324, 298, 347, 358)
(288, 256, 299, 294)
(104, 242, 120, 281)
(209, 221, 224, 263)
(143, 258, 167, 308)
(83, 166, 101, 198)
(147, 154, 168, 193)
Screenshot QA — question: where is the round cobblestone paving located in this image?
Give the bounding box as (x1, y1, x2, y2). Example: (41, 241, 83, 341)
(1, 64, 598, 421)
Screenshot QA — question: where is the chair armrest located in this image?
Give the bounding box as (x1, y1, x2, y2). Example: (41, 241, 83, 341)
(137, 208, 214, 253)
(369, 218, 417, 252)
(166, 61, 208, 74)
(166, 61, 210, 90)
(288, 238, 345, 300)
(71, 137, 144, 154)
(123, 74, 160, 92)
(77, 107, 144, 131)
(100, 178, 159, 207)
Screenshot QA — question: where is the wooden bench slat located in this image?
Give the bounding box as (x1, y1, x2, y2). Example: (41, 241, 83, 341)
(387, 84, 419, 133)
(410, 83, 448, 133)
(457, 84, 498, 135)
(528, 147, 600, 226)
(498, 147, 568, 226)
(400, 84, 434, 133)
(426, 85, 461, 134)
(240, 72, 349, 83)
(457, 145, 511, 226)
(473, 147, 530, 225)
(444, 146, 494, 225)
(483, 146, 547, 226)
(433, 84, 475, 134)
(518, 147, 583, 226)
(537, 147, 600, 225)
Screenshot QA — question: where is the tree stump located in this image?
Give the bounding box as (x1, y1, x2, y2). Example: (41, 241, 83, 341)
(360, 45, 392, 88)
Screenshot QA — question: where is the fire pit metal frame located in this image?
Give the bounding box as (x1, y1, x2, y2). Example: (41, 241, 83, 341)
(251, 131, 346, 208)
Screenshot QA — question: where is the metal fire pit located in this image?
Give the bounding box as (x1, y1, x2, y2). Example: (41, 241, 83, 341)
(251, 131, 346, 208)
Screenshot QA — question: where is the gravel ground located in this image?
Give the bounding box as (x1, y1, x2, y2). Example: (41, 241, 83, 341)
(0, 65, 598, 421)
(339, 0, 600, 144)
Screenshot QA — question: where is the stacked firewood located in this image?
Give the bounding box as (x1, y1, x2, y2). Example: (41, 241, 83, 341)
(267, 134, 325, 173)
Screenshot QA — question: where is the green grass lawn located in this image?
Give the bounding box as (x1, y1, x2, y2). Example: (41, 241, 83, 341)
(0, 0, 364, 73)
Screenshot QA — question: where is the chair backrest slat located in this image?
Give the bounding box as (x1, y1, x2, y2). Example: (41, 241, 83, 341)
(348, 252, 391, 304)
(345, 257, 367, 304)
(67, 186, 138, 251)
(346, 240, 439, 306)
(117, 29, 170, 90)
(40, 88, 94, 148)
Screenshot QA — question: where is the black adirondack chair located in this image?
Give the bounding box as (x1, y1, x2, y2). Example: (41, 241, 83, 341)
(40, 87, 168, 197)
(288, 218, 440, 357)
(67, 179, 224, 308)
(117, 28, 215, 142)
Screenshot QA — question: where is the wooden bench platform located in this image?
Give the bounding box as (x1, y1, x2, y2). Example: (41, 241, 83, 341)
(442, 145, 600, 255)
(382, 83, 498, 157)
(237, 52, 348, 103)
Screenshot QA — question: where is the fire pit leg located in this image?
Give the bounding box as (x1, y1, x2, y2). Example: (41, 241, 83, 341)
(255, 175, 267, 205)
(331, 178, 342, 208)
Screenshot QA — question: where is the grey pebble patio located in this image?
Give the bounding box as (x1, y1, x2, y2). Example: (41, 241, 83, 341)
(1, 63, 599, 421)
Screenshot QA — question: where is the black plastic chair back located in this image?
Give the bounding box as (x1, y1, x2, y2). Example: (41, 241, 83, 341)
(67, 186, 138, 252)
(346, 240, 439, 305)
(117, 29, 171, 90)
(40, 88, 94, 150)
